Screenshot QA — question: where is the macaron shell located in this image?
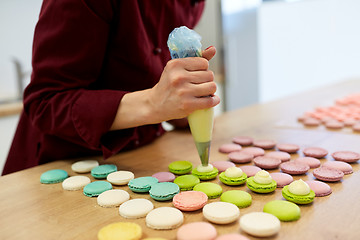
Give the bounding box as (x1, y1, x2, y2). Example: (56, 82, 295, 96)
(83, 181, 113, 197)
(152, 171, 176, 182)
(253, 156, 281, 169)
(91, 164, 117, 179)
(173, 191, 208, 211)
(239, 165, 262, 177)
(220, 190, 252, 208)
(191, 167, 219, 180)
(303, 147, 328, 158)
(280, 161, 310, 175)
(168, 161, 193, 175)
(97, 222, 142, 240)
(313, 166, 344, 182)
(232, 136, 253, 146)
(240, 147, 265, 157)
(174, 175, 200, 190)
(269, 172, 293, 188)
(246, 177, 277, 193)
(305, 180, 332, 197)
(219, 172, 247, 186)
(128, 177, 159, 193)
(177, 222, 217, 240)
(265, 151, 291, 162)
(62, 176, 91, 190)
(322, 161, 353, 174)
(253, 139, 277, 150)
(239, 212, 281, 237)
(294, 157, 321, 168)
(97, 189, 130, 208)
(145, 207, 184, 230)
(331, 151, 360, 163)
(282, 186, 315, 204)
(149, 182, 180, 201)
(40, 169, 68, 184)
(228, 151, 253, 163)
(71, 160, 99, 173)
(212, 161, 236, 172)
(276, 143, 300, 153)
(193, 182, 223, 199)
(263, 200, 301, 221)
(203, 202, 240, 224)
(119, 198, 154, 219)
(107, 171, 135, 185)
(219, 143, 242, 153)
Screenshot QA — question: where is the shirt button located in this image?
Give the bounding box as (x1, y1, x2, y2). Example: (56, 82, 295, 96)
(153, 47, 162, 55)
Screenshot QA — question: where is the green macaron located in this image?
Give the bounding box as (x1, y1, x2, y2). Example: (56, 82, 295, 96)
(91, 164, 117, 179)
(219, 172, 247, 186)
(149, 182, 180, 201)
(263, 200, 301, 221)
(246, 176, 277, 193)
(174, 174, 200, 191)
(193, 182, 223, 199)
(168, 161, 193, 175)
(191, 167, 219, 180)
(83, 181, 112, 197)
(282, 185, 315, 204)
(40, 169, 68, 184)
(220, 190, 252, 208)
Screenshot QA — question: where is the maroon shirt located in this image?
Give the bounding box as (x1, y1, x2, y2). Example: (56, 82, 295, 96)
(3, 0, 204, 175)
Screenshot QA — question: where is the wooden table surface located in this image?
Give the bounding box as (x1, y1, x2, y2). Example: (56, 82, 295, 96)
(1, 79, 360, 240)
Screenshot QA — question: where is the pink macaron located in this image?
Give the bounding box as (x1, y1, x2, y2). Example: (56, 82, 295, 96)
(270, 172, 294, 188)
(294, 157, 321, 168)
(228, 151, 254, 164)
(253, 139, 276, 150)
(239, 165, 262, 177)
(240, 147, 265, 157)
(303, 147, 328, 159)
(232, 136, 253, 146)
(212, 161, 236, 173)
(276, 143, 300, 153)
(177, 222, 217, 240)
(152, 171, 176, 182)
(313, 166, 344, 182)
(331, 151, 360, 163)
(265, 151, 291, 162)
(280, 161, 310, 175)
(305, 180, 332, 197)
(322, 161, 353, 174)
(173, 191, 208, 211)
(253, 156, 281, 170)
(219, 143, 242, 153)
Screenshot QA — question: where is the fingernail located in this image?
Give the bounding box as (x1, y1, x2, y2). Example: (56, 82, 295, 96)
(205, 46, 214, 50)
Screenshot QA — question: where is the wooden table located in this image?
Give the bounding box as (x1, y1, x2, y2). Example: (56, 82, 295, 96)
(1, 79, 360, 240)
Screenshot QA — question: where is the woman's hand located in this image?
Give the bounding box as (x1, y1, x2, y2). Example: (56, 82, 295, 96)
(149, 46, 220, 123)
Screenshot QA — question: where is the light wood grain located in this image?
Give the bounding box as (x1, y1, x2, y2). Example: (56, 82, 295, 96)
(0, 101, 22, 117)
(0, 79, 360, 240)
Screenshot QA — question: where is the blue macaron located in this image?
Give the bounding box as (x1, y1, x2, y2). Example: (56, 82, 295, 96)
(128, 176, 159, 193)
(149, 182, 180, 201)
(83, 181, 112, 197)
(91, 164, 117, 179)
(40, 169, 68, 184)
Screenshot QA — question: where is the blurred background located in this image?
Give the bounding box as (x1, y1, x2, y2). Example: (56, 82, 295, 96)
(1, 0, 360, 172)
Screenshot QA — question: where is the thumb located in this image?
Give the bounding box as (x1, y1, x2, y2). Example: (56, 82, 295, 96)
(201, 46, 216, 61)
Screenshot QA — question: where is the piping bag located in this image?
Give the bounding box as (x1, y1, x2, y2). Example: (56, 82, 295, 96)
(167, 26, 214, 167)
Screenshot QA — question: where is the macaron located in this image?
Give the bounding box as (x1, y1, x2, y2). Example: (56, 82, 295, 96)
(152, 171, 176, 182)
(265, 151, 291, 162)
(219, 167, 247, 186)
(128, 176, 159, 193)
(62, 175, 91, 190)
(280, 161, 310, 175)
(253, 156, 281, 169)
(146, 207, 184, 230)
(97, 189, 130, 207)
(149, 182, 180, 201)
(253, 139, 276, 150)
(294, 157, 321, 168)
(303, 117, 321, 127)
(83, 181, 112, 197)
(191, 164, 219, 180)
(239, 212, 281, 237)
(97, 222, 142, 240)
(263, 200, 301, 221)
(107, 170, 135, 185)
(240, 147, 265, 157)
(203, 202, 240, 224)
(322, 161, 353, 174)
(119, 198, 154, 219)
(219, 143, 242, 153)
(40, 169, 68, 184)
(71, 160, 99, 173)
(193, 182, 223, 199)
(282, 179, 315, 204)
(331, 151, 360, 163)
(246, 170, 277, 193)
(305, 180, 332, 197)
(312, 166, 344, 182)
(177, 222, 217, 240)
(303, 147, 328, 158)
(220, 190, 252, 208)
(228, 151, 253, 163)
(91, 164, 117, 179)
(212, 161, 236, 172)
(269, 172, 293, 188)
(174, 174, 200, 191)
(239, 165, 261, 177)
(276, 143, 300, 153)
(168, 160, 193, 175)
(232, 136, 253, 146)
(173, 191, 208, 211)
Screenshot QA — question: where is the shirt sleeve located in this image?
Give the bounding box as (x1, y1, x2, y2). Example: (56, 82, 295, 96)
(23, 0, 135, 155)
